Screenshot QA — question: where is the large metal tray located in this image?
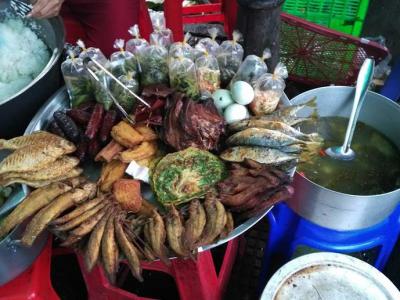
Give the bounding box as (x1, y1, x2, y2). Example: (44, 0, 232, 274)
(25, 87, 285, 252)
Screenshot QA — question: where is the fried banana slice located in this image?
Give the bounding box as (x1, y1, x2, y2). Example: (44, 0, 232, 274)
(98, 160, 127, 192)
(183, 200, 206, 251)
(85, 209, 113, 272)
(114, 215, 143, 282)
(101, 212, 119, 284)
(111, 121, 143, 148)
(0, 182, 73, 238)
(134, 125, 158, 142)
(118, 141, 157, 163)
(166, 206, 188, 257)
(21, 182, 96, 247)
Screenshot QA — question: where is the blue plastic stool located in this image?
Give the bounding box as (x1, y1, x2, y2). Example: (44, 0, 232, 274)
(257, 202, 400, 295)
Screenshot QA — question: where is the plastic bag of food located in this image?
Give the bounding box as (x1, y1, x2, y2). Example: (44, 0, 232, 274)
(76, 39, 108, 65)
(249, 62, 288, 115)
(61, 51, 92, 108)
(87, 62, 114, 110)
(195, 28, 220, 57)
(169, 50, 199, 99)
(138, 39, 169, 87)
(217, 30, 244, 86)
(150, 13, 173, 49)
(230, 48, 271, 86)
(126, 24, 149, 55)
(195, 46, 220, 97)
(110, 39, 138, 78)
(169, 32, 194, 61)
(111, 71, 139, 112)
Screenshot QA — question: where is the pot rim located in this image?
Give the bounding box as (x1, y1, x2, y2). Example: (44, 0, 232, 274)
(292, 85, 400, 198)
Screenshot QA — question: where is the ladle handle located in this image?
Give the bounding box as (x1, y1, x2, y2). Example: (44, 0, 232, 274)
(341, 58, 375, 154)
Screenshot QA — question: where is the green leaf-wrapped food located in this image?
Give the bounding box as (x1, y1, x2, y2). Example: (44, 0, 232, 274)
(151, 147, 226, 205)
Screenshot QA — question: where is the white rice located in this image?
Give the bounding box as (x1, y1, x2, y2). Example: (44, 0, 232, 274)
(0, 18, 50, 102)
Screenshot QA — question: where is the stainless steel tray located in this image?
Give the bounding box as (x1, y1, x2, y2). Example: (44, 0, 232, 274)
(25, 87, 282, 252)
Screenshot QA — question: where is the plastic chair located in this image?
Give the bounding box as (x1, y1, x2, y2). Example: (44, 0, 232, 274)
(0, 238, 59, 300)
(76, 238, 239, 300)
(257, 202, 400, 295)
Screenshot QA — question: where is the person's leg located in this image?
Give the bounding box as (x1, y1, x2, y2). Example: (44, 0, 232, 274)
(63, 0, 140, 56)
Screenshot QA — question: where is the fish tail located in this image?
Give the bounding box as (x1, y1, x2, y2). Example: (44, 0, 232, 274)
(302, 140, 323, 154)
(307, 133, 324, 143)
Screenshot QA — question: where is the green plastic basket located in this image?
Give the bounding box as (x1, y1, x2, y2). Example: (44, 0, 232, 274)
(282, 0, 370, 36)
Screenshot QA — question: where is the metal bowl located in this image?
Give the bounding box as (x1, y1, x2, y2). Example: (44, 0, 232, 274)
(0, 4, 64, 138)
(288, 86, 400, 231)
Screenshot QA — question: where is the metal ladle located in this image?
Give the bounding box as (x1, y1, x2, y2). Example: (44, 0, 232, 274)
(325, 58, 375, 161)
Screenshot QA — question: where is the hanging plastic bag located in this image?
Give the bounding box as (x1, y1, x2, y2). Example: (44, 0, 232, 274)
(138, 38, 169, 87)
(126, 24, 149, 55)
(169, 32, 194, 61)
(149, 10, 166, 30)
(111, 71, 139, 112)
(61, 51, 92, 108)
(217, 31, 244, 87)
(76, 39, 108, 65)
(230, 48, 271, 87)
(150, 13, 173, 49)
(249, 62, 288, 115)
(169, 50, 199, 99)
(195, 27, 220, 57)
(110, 39, 138, 78)
(87, 61, 114, 110)
(195, 46, 220, 97)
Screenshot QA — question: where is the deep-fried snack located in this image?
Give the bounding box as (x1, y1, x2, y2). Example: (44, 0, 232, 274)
(98, 160, 127, 192)
(113, 179, 142, 212)
(183, 200, 206, 251)
(95, 140, 124, 162)
(101, 212, 119, 284)
(220, 211, 234, 239)
(134, 125, 158, 142)
(118, 141, 158, 163)
(165, 206, 188, 257)
(111, 121, 143, 148)
(143, 210, 169, 264)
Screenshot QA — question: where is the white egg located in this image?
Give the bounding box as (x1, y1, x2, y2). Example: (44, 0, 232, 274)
(224, 104, 249, 124)
(212, 89, 234, 112)
(231, 81, 255, 105)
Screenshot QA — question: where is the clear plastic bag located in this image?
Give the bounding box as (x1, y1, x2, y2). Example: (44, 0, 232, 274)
(249, 62, 288, 115)
(76, 39, 108, 65)
(61, 51, 92, 108)
(169, 50, 199, 99)
(230, 48, 271, 86)
(195, 27, 220, 57)
(126, 24, 149, 55)
(195, 46, 220, 97)
(110, 39, 138, 78)
(150, 13, 173, 49)
(169, 32, 194, 61)
(217, 30, 244, 87)
(111, 71, 139, 112)
(138, 39, 169, 87)
(87, 61, 114, 110)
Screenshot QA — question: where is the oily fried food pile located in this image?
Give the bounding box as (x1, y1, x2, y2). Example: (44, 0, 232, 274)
(0, 132, 82, 187)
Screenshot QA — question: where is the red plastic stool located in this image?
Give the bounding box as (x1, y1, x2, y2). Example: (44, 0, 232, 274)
(0, 238, 59, 300)
(77, 238, 240, 300)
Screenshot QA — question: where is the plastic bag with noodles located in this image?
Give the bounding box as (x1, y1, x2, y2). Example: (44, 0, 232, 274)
(126, 24, 149, 55)
(195, 27, 220, 57)
(111, 71, 139, 112)
(230, 48, 271, 87)
(249, 62, 288, 115)
(150, 13, 173, 49)
(169, 32, 195, 61)
(138, 38, 169, 87)
(109, 39, 138, 78)
(76, 39, 108, 65)
(169, 50, 200, 99)
(217, 30, 244, 87)
(61, 51, 92, 107)
(195, 45, 220, 97)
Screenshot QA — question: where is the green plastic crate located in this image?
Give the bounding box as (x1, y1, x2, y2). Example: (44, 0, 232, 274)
(282, 0, 370, 36)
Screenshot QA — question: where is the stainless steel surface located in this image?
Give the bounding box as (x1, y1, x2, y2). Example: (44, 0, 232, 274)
(288, 86, 400, 230)
(25, 87, 288, 252)
(0, 4, 64, 138)
(326, 59, 375, 161)
(261, 252, 400, 300)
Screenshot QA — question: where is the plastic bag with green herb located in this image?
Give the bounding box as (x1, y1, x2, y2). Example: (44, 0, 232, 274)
(138, 39, 169, 87)
(195, 27, 220, 57)
(61, 51, 93, 108)
(150, 13, 173, 49)
(195, 46, 220, 97)
(250, 62, 288, 115)
(76, 39, 108, 65)
(126, 24, 149, 55)
(169, 32, 194, 61)
(111, 72, 139, 112)
(110, 39, 138, 78)
(230, 48, 271, 87)
(217, 30, 244, 87)
(87, 62, 114, 110)
(169, 50, 199, 99)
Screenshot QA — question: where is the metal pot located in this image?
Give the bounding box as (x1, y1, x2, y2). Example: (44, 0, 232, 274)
(0, 4, 64, 138)
(288, 86, 400, 231)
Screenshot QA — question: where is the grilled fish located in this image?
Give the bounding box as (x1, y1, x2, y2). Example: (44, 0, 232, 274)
(271, 97, 316, 117)
(220, 146, 297, 165)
